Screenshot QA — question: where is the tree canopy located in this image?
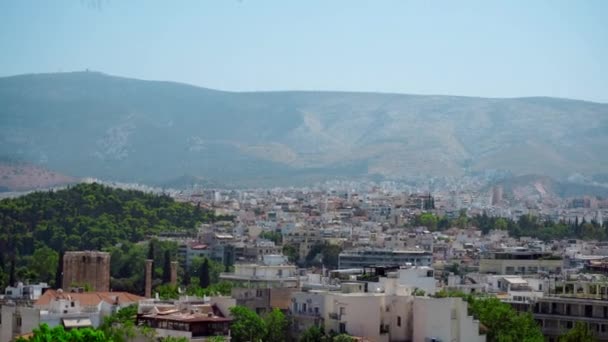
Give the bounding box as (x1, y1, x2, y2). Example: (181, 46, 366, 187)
(0, 183, 227, 290)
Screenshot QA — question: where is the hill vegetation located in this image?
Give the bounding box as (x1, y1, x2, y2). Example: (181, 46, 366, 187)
(0, 183, 227, 290)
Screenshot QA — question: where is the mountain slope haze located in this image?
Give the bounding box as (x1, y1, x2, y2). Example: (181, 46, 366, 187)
(1, 71, 607, 186)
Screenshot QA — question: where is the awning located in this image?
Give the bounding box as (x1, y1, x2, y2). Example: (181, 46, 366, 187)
(62, 318, 93, 328)
(502, 277, 528, 285)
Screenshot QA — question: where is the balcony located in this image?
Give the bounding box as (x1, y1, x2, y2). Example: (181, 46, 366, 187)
(291, 309, 320, 317)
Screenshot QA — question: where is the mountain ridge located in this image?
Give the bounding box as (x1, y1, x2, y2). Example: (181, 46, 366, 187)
(1, 71, 607, 187)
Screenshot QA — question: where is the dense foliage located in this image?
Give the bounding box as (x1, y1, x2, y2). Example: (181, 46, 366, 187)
(559, 322, 597, 342)
(0, 183, 226, 289)
(413, 211, 608, 241)
(229, 306, 289, 342)
(299, 326, 355, 342)
(15, 324, 108, 342)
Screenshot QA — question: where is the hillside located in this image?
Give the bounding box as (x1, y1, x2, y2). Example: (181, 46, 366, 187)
(0, 161, 76, 191)
(1, 71, 607, 187)
(0, 182, 225, 291)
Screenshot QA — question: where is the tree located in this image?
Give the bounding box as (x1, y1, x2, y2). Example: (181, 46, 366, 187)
(163, 250, 172, 284)
(15, 324, 108, 342)
(494, 218, 508, 231)
(229, 306, 267, 342)
(30, 246, 58, 283)
(147, 239, 156, 272)
(412, 288, 426, 296)
(333, 334, 355, 342)
(300, 326, 325, 342)
(559, 322, 596, 342)
(417, 212, 438, 231)
(283, 244, 299, 263)
(155, 284, 180, 299)
(200, 258, 210, 288)
(9, 254, 16, 286)
(264, 308, 288, 342)
(55, 250, 64, 289)
(468, 297, 543, 342)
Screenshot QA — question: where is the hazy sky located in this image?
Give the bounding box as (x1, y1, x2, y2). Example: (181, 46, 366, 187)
(1, 0, 607, 102)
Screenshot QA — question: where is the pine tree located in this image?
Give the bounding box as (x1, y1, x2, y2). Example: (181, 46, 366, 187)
(162, 250, 171, 284)
(55, 251, 64, 289)
(183, 267, 191, 286)
(9, 255, 16, 286)
(147, 240, 156, 282)
(200, 258, 210, 288)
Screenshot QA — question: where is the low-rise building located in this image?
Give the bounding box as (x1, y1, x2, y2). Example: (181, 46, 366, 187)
(479, 250, 563, 275)
(0, 289, 142, 342)
(137, 296, 235, 341)
(339, 249, 432, 269)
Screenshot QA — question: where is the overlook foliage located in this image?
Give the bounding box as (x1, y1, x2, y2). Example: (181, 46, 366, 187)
(0, 183, 226, 289)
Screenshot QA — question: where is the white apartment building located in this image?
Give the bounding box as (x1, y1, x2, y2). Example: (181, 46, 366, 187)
(290, 276, 484, 342)
(413, 297, 485, 342)
(219, 255, 299, 288)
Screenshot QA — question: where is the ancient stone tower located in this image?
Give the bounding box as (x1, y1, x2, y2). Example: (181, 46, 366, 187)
(62, 251, 111, 292)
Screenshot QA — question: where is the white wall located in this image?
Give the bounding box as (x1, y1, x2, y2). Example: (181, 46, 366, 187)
(413, 297, 485, 342)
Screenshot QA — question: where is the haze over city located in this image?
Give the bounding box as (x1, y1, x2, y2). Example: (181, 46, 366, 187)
(1, 2, 608, 342)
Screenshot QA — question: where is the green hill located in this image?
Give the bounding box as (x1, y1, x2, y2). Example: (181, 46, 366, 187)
(0, 183, 225, 291)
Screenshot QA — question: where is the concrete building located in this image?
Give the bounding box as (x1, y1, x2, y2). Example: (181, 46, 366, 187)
(479, 250, 563, 275)
(137, 296, 235, 341)
(290, 280, 483, 342)
(0, 289, 141, 341)
(219, 255, 299, 289)
(3, 282, 49, 300)
(62, 251, 111, 292)
(530, 296, 608, 342)
(413, 297, 486, 342)
(339, 249, 432, 269)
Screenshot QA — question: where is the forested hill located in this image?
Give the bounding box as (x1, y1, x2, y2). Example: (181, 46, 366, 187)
(0, 183, 227, 289)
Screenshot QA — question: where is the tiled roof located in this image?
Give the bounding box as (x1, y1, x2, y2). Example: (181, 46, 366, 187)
(35, 290, 144, 307)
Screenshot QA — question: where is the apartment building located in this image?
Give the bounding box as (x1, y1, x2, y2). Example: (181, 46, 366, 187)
(339, 249, 432, 269)
(479, 250, 563, 275)
(290, 282, 484, 342)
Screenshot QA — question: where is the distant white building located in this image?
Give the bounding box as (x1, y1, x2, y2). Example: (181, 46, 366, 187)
(3, 282, 49, 300)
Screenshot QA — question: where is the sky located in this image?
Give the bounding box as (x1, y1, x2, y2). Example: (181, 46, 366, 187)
(1, 0, 607, 102)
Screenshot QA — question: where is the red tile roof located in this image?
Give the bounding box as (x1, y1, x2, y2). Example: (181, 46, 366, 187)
(35, 290, 144, 307)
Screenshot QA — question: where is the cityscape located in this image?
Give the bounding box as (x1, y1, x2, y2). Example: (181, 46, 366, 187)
(1, 1, 608, 342)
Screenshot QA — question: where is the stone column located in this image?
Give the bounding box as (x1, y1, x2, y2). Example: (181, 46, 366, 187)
(170, 261, 178, 287)
(145, 259, 153, 298)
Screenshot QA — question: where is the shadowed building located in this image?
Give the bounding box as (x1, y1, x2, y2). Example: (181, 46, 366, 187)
(62, 251, 110, 292)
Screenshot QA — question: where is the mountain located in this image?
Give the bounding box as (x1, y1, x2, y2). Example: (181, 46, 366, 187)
(1, 71, 607, 187)
(490, 175, 608, 203)
(0, 159, 76, 192)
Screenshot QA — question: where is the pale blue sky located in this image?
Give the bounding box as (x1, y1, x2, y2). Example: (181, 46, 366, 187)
(1, 0, 607, 102)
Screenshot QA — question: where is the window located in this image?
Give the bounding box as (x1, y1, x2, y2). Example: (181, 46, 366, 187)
(339, 307, 345, 316)
(16, 315, 22, 327)
(566, 321, 573, 329)
(314, 307, 319, 314)
(256, 289, 264, 297)
(339, 323, 346, 334)
(71, 301, 75, 307)
(397, 316, 401, 327)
